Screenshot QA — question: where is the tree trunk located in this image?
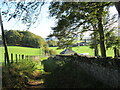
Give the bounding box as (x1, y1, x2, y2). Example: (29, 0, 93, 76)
(0, 12, 10, 64)
(97, 7, 106, 57)
(92, 25, 99, 57)
(114, 47, 119, 58)
(94, 32, 99, 57)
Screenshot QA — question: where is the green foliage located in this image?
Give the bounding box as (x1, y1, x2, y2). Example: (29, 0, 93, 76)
(5, 30, 22, 45)
(2, 59, 37, 88)
(18, 30, 48, 48)
(47, 40, 57, 47)
(49, 2, 112, 41)
(43, 46, 57, 56)
(89, 32, 99, 49)
(44, 46, 50, 55)
(49, 49, 56, 55)
(4, 30, 48, 48)
(105, 32, 120, 49)
(1, 2, 45, 30)
(49, 2, 116, 57)
(42, 57, 61, 72)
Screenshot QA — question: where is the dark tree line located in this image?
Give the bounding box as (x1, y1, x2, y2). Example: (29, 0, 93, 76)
(4, 30, 48, 48)
(47, 40, 58, 47)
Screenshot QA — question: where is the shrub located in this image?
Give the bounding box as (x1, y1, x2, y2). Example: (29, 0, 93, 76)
(41, 57, 61, 72)
(49, 49, 56, 55)
(2, 59, 37, 88)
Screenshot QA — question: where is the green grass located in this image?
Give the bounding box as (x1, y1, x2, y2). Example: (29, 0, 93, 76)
(50, 46, 114, 57)
(0, 46, 42, 62)
(2, 59, 40, 88)
(49, 47, 64, 54)
(72, 46, 94, 56)
(106, 48, 114, 57)
(0, 46, 114, 63)
(73, 40, 89, 43)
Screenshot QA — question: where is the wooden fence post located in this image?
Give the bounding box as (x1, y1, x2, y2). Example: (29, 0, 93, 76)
(16, 54, 18, 63)
(114, 47, 117, 58)
(11, 53, 13, 63)
(22, 55, 24, 59)
(19, 54, 20, 61)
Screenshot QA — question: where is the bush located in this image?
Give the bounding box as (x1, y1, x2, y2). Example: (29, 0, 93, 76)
(2, 59, 37, 88)
(41, 57, 61, 72)
(5, 30, 48, 48)
(49, 49, 56, 55)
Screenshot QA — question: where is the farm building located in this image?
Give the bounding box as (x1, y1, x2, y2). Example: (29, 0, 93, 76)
(60, 49, 77, 55)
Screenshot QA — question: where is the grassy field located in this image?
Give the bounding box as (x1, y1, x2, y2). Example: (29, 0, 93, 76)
(50, 46, 114, 57)
(0, 46, 42, 62)
(0, 46, 114, 62)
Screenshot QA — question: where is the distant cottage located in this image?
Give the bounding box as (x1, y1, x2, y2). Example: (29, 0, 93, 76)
(60, 49, 77, 55)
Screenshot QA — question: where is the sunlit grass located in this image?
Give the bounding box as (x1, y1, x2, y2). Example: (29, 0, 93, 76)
(0, 46, 42, 62)
(49, 47, 64, 54)
(72, 46, 94, 56)
(0, 45, 114, 63)
(50, 46, 114, 57)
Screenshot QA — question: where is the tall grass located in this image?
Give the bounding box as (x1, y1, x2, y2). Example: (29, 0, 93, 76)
(2, 59, 37, 88)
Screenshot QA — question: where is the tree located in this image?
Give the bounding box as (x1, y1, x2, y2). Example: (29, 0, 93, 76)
(96, 4, 106, 57)
(0, 1, 45, 64)
(89, 31, 99, 56)
(47, 40, 57, 47)
(5, 30, 22, 46)
(0, 13, 10, 64)
(4, 30, 49, 49)
(19, 31, 48, 48)
(49, 49, 56, 55)
(49, 2, 115, 57)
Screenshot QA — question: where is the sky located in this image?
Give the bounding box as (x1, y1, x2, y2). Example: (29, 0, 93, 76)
(0, 2, 119, 38)
(0, 2, 56, 38)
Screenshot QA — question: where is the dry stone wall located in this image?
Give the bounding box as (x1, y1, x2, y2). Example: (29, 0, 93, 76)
(55, 55, 120, 88)
(79, 62, 120, 88)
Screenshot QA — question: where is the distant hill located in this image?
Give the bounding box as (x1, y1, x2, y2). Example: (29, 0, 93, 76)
(4, 30, 48, 48)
